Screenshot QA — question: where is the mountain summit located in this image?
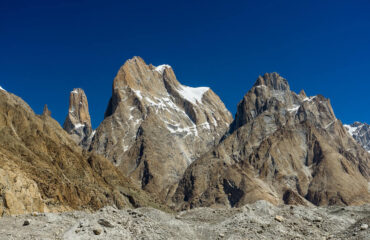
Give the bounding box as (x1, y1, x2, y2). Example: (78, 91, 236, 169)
(60, 63, 369, 209)
(63, 88, 94, 148)
(89, 57, 233, 200)
(174, 73, 370, 208)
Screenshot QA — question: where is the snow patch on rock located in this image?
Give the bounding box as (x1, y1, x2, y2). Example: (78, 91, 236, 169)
(132, 90, 143, 100)
(73, 123, 85, 130)
(344, 124, 358, 136)
(155, 64, 171, 74)
(287, 105, 300, 113)
(178, 85, 209, 105)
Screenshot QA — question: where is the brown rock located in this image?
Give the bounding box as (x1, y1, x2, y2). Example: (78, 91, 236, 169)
(93, 229, 102, 235)
(63, 88, 93, 149)
(173, 73, 370, 209)
(90, 57, 233, 201)
(275, 215, 285, 222)
(0, 89, 168, 216)
(283, 189, 309, 206)
(42, 104, 51, 117)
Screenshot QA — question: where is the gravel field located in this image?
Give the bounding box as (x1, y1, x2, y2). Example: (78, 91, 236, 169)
(0, 201, 369, 240)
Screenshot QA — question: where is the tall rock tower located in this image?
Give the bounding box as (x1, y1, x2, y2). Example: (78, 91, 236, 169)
(63, 88, 93, 148)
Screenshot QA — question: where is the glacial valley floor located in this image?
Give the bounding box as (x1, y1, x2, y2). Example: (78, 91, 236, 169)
(0, 201, 369, 240)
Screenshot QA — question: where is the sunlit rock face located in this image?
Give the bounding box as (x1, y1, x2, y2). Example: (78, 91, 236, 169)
(90, 57, 233, 200)
(63, 88, 94, 149)
(0, 89, 165, 216)
(174, 73, 370, 209)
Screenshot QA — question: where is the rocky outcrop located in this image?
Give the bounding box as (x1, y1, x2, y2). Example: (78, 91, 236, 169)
(344, 122, 370, 152)
(42, 104, 51, 117)
(90, 57, 233, 201)
(174, 73, 370, 209)
(0, 89, 167, 216)
(63, 88, 94, 149)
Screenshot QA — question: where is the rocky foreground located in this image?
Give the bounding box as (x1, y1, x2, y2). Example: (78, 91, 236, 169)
(0, 201, 369, 240)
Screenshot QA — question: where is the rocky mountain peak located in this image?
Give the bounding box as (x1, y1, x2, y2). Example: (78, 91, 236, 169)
(42, 104, 51, 117)
(299, 89, 307, 98)
(105, 57, 177, 118)
(344, 122, 370, 152)
(111, 57, 175, 94)
(231, 73, 296, 133)
(253, 72, 290, 91)
(174, 73, 369, 209)
(353, 121, 365, 127)
(63, 88, 93, 148)
(230, 73, 336, 134)
(90, 56, 233, 199)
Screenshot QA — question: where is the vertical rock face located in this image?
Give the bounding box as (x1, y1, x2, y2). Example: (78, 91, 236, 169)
(90, 57, 233, 200)
(174, 73, 370, 209)
(63, 88, 93, 148)
(344, 122, 370, 152)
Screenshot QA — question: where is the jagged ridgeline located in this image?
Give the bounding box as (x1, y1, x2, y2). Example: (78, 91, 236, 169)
(173, 73, 370, 209)
(62, 58, 369, 209)
(1, 57, 369, 218)
(344, 122, 370, 152)
(64, 57, 233, 202)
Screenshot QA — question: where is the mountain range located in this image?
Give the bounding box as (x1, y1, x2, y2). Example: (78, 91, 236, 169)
(344, 122, 370, 153)
(0, 57, 369, 217)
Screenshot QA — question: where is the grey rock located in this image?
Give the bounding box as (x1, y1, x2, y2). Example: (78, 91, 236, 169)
(23, 219, 30, 226)
(98, 219, 114, 228)
(344, 122, 370, 152)
(360, 223, 368, 230)
(0, 202, 369, 240)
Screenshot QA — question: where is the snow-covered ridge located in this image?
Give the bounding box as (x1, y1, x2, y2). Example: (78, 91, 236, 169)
(73, 123, 86, 130)
(71, 89, 79, 94)
(344, 124, 359, 136)
(344, 122, 370, 153)
(132, 90, 143, 100)
(285, 96, 316, 115)
(303, 96, 316, 102)
(178, 85, 210, 105)
(155, 64, 171, 74)
(0, 86, 6, 91)
(153, 64, 210, 104)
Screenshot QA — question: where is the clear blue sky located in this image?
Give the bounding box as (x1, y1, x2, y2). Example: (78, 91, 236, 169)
(1, 0, 370, 128)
